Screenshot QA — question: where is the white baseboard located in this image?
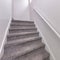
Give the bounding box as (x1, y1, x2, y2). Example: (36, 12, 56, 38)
(34, 19, 55, 60)
(35, 22, 55, 60)
(0, 18, 12, 59)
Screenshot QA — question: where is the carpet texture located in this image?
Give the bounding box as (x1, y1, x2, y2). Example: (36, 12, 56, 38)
(1, 20, 50, 60)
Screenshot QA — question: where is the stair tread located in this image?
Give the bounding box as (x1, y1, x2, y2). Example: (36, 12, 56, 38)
(9, 28, 37, 33)
(15, 48, 49, 60)
(5, 37, 42, 48)
(9, 30, 37, 33)
(11, 21, 34, 26)
(7, 32, 39, 41)
(12, 20, 34, 23)
(10, 25, 35, 28)
(11, 24, 35, 26)
(4, 40, 45, 58)
(9, 27, 36, 30)
(8, 32, 39, 37)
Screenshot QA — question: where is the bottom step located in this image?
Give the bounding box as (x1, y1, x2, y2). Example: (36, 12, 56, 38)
(15, 48, 50, 60)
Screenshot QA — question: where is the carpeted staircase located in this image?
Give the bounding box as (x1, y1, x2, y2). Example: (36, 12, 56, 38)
(1, 20, 50, 60)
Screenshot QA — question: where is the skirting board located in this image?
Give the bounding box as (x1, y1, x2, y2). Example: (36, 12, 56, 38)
(0, 18, 12, 59)
(34, 20, 55, 60)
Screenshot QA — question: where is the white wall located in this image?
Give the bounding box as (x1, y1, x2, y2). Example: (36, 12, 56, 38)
(30, 8, 60, 60)
(30, 0, 60, 60)
(0, 0, 11, 58)
(13, 0, 30, 21)
(31, 0, 60, 35)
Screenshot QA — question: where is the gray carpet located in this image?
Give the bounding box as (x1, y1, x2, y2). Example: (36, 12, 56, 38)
(1, 20, 50, 60)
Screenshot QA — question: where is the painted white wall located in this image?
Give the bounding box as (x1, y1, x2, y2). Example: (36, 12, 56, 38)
(30, 8, 60, 60)
(30, 0, 60, 60)
(0, 0, 12, 58)
(13, 0, 30, 21)
(31, 0, 60, 35)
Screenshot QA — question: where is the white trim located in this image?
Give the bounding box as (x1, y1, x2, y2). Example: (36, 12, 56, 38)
(32, 8, 56, 60)
(33, 8, 60, 38)
(35, 23, 55, 60)
(0, 18, 12, 59)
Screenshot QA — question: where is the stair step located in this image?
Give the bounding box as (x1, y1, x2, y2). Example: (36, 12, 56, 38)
(5, 37, 42, 48)
(12, 20, 34, 23)
(9, 28, 37, 33)
(11, 20, 34, 26)
(15, 48, 50, 60)
(10, 24, 35, 28)
(3, 40, 45, 60)
(10, 27, 36, 30)
(7, 32, 39, 41)
(11, 23, 35, 26)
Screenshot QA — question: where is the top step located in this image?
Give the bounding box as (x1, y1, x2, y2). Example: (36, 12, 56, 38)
(11, 20, 35, 26)
(12, 20, 34, 23)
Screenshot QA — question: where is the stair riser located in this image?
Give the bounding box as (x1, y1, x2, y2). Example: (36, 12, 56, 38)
(12, 20, 34, 24)
(11, 22, 34, 25)
(7, 33, 39, 41)
(11, 24, 35, 27)
(9, 29, 37, 33)
(15, 48, 45, 60)
(5, 38, 42, 48)
(14, 47, 45, 59)
(5, 40, 44, 51)
(10, 26, 35, 29)
(11, 22, 34, 26)
(5, 41, 45, 59)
